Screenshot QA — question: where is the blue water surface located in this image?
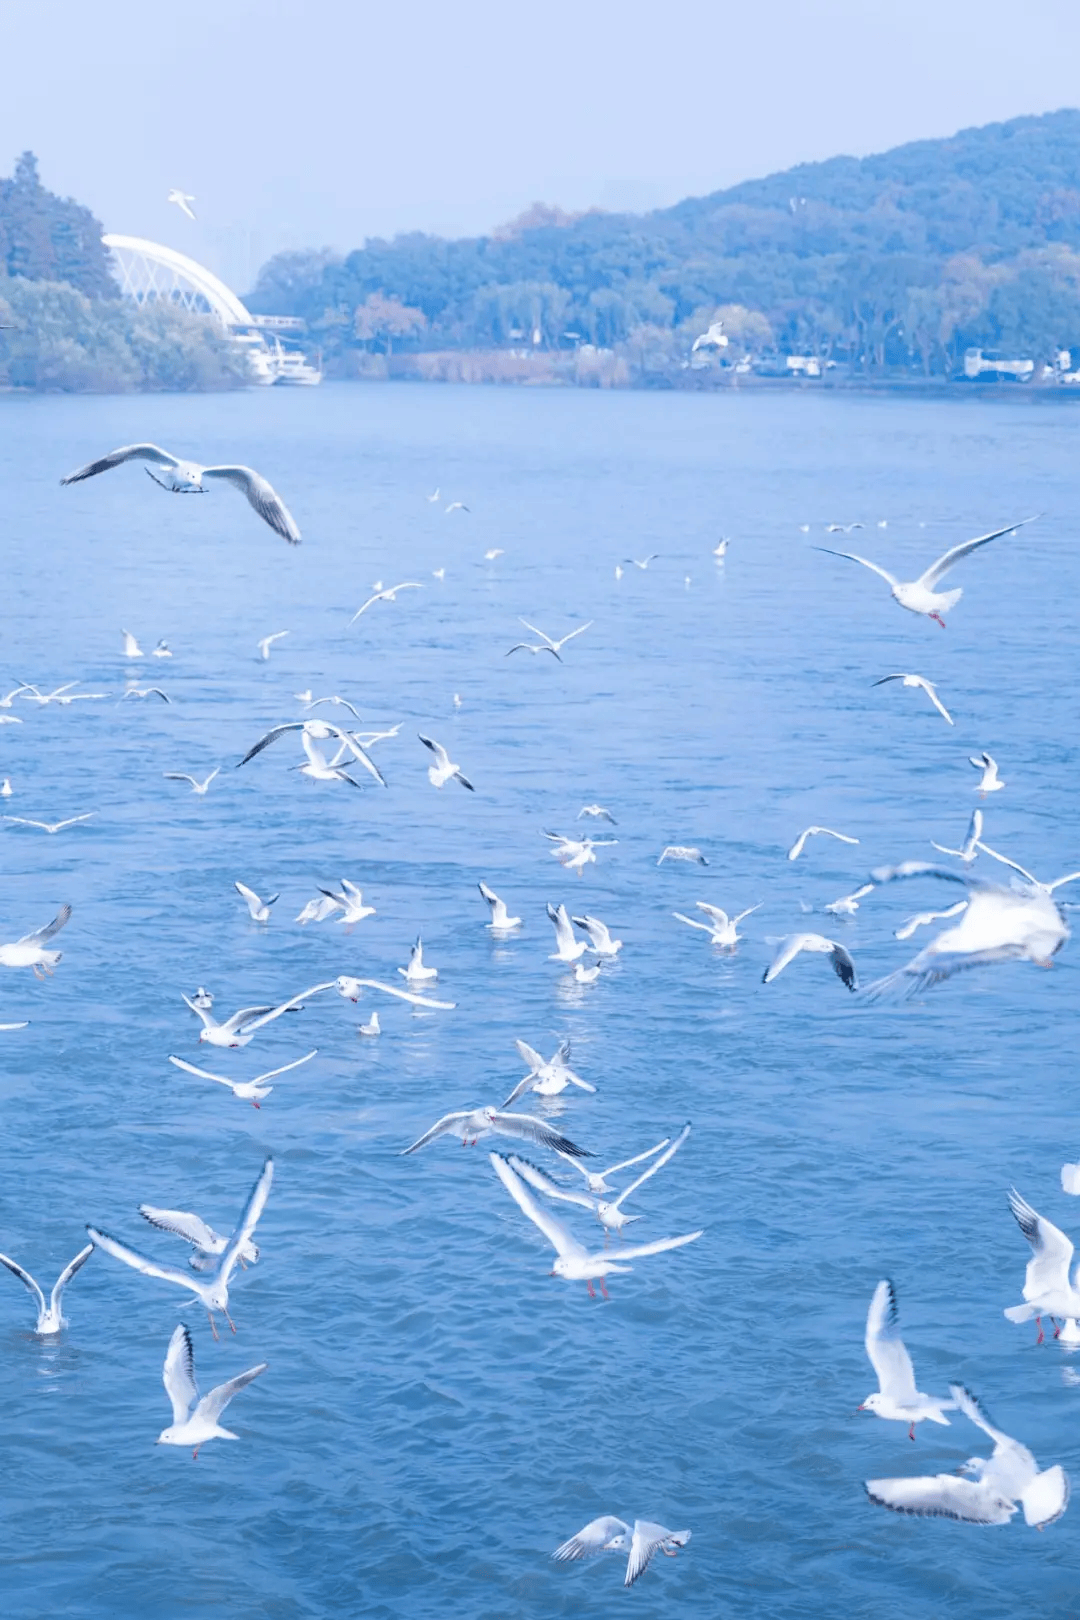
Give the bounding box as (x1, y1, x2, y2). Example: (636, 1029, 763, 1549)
(0, 380, 1077, 1619)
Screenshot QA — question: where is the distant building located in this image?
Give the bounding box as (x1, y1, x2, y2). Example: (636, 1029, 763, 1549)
(963, 348, 1034, 381)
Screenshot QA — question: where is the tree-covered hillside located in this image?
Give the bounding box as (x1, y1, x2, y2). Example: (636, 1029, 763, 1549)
(249, 109, 1080, 377)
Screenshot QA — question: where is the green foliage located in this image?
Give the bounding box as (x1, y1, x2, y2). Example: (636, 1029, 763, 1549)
(0, 278, 251, 392)
(248, 110, 1080, 374)
(0, 151, 115, 299)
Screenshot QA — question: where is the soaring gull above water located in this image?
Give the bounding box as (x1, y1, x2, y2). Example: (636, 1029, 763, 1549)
(61, 444, 301, 544)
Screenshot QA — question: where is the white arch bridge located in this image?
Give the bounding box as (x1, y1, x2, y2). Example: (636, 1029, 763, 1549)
(103, 235, 319, 385)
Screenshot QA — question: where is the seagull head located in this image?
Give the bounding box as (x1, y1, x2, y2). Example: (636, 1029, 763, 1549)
(481, 1106, 498, 1125)
(335, 976, 361, 1001)
(857, 1393, 887, 1415)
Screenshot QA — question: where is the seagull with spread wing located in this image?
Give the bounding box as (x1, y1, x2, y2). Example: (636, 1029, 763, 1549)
(859, 1279, 955, 1439)
(873, 673, 953, 725)
(158, 1324, 266, 1458)
(61, 444, 301, 543)
(0, 1243, 93, 1334)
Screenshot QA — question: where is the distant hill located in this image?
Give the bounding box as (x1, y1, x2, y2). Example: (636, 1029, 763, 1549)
(249, 109, 1080, 379)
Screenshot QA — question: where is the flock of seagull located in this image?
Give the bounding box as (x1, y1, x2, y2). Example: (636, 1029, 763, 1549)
(2, 445, 1075, 1586)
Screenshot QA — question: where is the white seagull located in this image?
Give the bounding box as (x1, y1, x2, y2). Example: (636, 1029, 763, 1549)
(399, 937, 438, 983)
(122, 630, 144, 658)
(763, 934, 857, 990)
(555, 1138, 671, 1198)
(182, 990, 313, 1049)
(152, 640, 172, 658)
(419, 734, 473, 790)
(673, 901, 760, 947)
(446, 502, 470, 515)
(234, 881, 278, 923)
(657, 846, 708, 866)
(864, 863, 1068, 996)
(236, 720, 385, 788)
(577, 804, 617, 824)
(824, 884, 876, 917)
(931, 808, 983, 864)
(624, 555, 659, 570)
(478, 881, 521, 931)
(873, 673, 954, 725)
(0, 904, 72, 975)
(87, 1158, 273, 1336)
(553, 1516, 691, 1586)
(816, 516, 1036, 626)
(164, 768, 219, 795)
(545, 832, 617, 875)
(1004, 1189, 1080, 1341)
(0, 1243, 93, 1334)
(571, 913, 622, 957)
(859, 1279, 955, 1439)
(167, 189, 197, 219)
(305, 976, 455, 1010)
(787, 826, 860, 862)
(506, 619, 593, 661)
(358, 1012, 380, 1036)
(866, 1384, 1069, 1530)
(256, 631, 289, 661)
(295, 895, 341, 925)
(546, 902, 587, 963)
(349, 582, 423, 623)
(974, 842, 1080, 897)
(158, 1324, 266, 1459)
(168, 1049, 317, 1108)
(3, 814, 96, 834)
(401, 1108, 589, 1157)
(489, 1154, 701, 1297)
(502, 1039, 595, 1107)
(595, 1123, 692, 1235)
(713, 538, 729, 558)
(318, 879, 374, 926)
(894, 901, 968, 941)
(61, 445, 301, 544)
(138, 1206, 259, 1272)
(120, 686, 171, 704)
(190, 987, 213, 1010)
(971, 752, 1005, 795)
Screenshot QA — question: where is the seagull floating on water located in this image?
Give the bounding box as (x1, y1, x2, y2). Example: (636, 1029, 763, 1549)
(158, 1323, 266, 1458)
(873, 673, 953, 725)
(478, 881, 521, 931)
(61, 444, 301, 543)
(787, 826, 860, 862)
(859, 1279, 955, 1439)
(571, 913, 622, 957)
(358, 1011, 380, 1036)
(0, 1243, 93, 1334)
(970, 751, 1005, 795)
(502, 1038, 595, 1107)
(866, 1383, 1069, 1529)
(816, 517, 1036, 627)
(399, 936, 438, 983)
(168, 1049, 317, 1108)
(234, 881, 278, 923)
(547, 902, 587, 962)
(552, 1516, 692, 1586)
(763, 933, 858, 990)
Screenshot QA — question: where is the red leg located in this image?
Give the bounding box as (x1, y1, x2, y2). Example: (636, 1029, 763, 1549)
(599, 1278, 609, 1299)
(192, 1448, 199, 1460)
(224, 1307, 236, 1334)
(586, 1279, 596, 1298)
(208, 1311, 219, 1342)
(1036, 1317, 1045, 1345)
(908, 1423, 915, 1441)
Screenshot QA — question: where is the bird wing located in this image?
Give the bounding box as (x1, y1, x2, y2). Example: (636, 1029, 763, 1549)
(924, 684, 954, 724)
(864, 1474, 1015, 1524)
(322, 728, 386, 787)
(0, 1253, 46, 1315)
(252, 1049, 318, 1083)
(418, 734, 450, 769)
(86, 1227, 202, 1292)
(552, 1515, 631, 1561)
(865, 1280, 918, 1401)
(349, 594, 382, 620)
(1047, 871, 1080, 893)
(948, 1384, 1016, 1453)
(217, 1004, 278, 1034)
(518, 618, 555, 646)
(570, 914, 604, 946)
(603, 1140, 671, 1178)
(236, 722, 304, 766)
(918, 516, 1037, 589)
(624, 1522, 674, 1588)
(1020, 1466, 1070, 1529)
(504, 1155, 597, 1211)
(553, 621, 593, 648)
(18, 904, 72, 945)
(829, 942, 858, 990)
(489, 1111, 591, 1158)
(234, 881, 264, 913)
(606, 1229, 703, 1262)
(202, 465, 300, 544)
(400, 1112, 469, 1153)
(872, 674, 904, 687)
(194, 1362, 268, 1425)
(49, 1243, 94, 1313)
(348, 978, 455, 1009)
(489, 1154, 585, 1259)
(61, 444, 179, 483)
(1008, 1189, 1075, 1296)
(168, 1054, 237, 1089)
(163, 1323, 199, 1424)
(546, 902, 576, 951)
(870, 861, 992, 891)
(514, 1040, 545, 1071)
(236, 987, 331, 1034)
(4, 818, 47, 829)
(217, 1159, 274, 1289)
(610, 1123, 691, 1210)
(674, 912, 714, 934)
(695, 903, 731, 927)
(478, 881, 499, 909)
(163, 774, 198, 787)
(975, 842, 1039, 886)
(138, 1204, 220, 1250)
(501, 1074, 537, 1108)
(813, 547, 899, 587)
(763, 935, 810, 982)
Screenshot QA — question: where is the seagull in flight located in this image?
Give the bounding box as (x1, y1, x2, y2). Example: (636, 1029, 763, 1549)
(478, 881, 521, 931)
(138, 1206, 259, 1272)
(624, 555, 659, 570)
(61, 444, 301, 544)
(859, 1279, 955, 1439)
(825, 522, 863, 534)
(763, 934, 858, 990)
(489, 1154, 701, 1297)
(167, 189, 197, 219)
(931, 808, 983, 864)
(545, 832, 616, 875)
(974, 841, 1080, 896)
(816, 516, 1036, 626)
(168, 1049, 317, 1108)
(87, 1158, 273, 1337)
(483, 548, 503, 560)
(400, 1107, 589, 1156)
(158, 1324, 266, 1458)
(502, 1039, 595, 1106)
(873, 673, 953, 725)
(0, 1243, 93, 1334)
(3, 814, 96, 834)
(571, 913, 623, 957)
(419, 734, 473, 790)
(298, 976, 455, 1011)
(506, 619, 593, 661)
(120, 686, 171, 704)
(163, 768, 219, 795)
(863, 863, 1068, 996)
(894, 900, 968, 941)
(234, 881, 278, 923)
(970, 751, 1005, 795)
(552, 1516, 692, 1587)
(673, 901, 760, 948)
(577, 804, 616, 824)
(787, 826, 860, 862)
(122, 630, 145, 658)
(0, 904, 72, 975)
(866, 1383, 1069, 1530)
(349, 582, 423, 623)
(1004, 1188, 1080, 1340)
(446, 501, 470, 514)
(182, 990, 312, 1048)
(824, 884, 876, 917)
(256, 631, 289, 661)
(657, 846, 708, 866)
(317, 879, 375, 926)
(555, 1137, 672, 1198)
(236, 720, 385, 787)
(593, 1123, 692, 1236)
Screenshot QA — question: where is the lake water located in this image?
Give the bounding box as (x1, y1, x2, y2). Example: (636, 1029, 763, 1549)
(0, 380, 1077, 1619)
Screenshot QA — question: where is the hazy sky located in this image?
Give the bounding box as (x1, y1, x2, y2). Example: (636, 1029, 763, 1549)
(3, 0, 1079, 290)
